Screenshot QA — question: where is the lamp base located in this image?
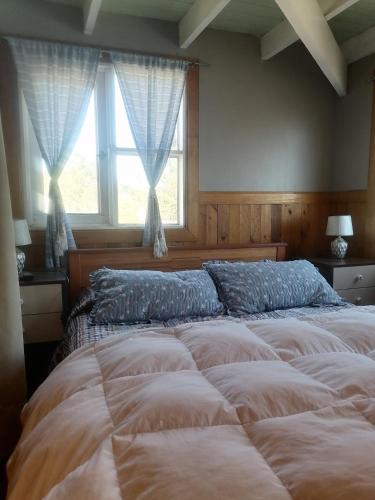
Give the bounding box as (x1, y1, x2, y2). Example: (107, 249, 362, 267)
(16, 247, 25, 277)
(330, 236, 348, 259)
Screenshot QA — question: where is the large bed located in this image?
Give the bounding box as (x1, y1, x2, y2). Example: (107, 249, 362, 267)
(7, 244, 375, 500)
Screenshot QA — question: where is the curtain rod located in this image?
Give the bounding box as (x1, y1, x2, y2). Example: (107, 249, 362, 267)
(99, 50, 207, 66)
(0, 33, 209, 66)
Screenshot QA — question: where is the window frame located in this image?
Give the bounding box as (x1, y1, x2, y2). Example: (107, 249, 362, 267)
(21, 56, 199, 244)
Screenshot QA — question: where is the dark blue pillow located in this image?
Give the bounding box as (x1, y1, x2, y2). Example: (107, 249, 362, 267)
(89, 267, 224, 325)
(204, 260, 344, 314)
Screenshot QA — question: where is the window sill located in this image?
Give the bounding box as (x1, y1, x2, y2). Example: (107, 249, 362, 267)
(30, 223, 185, 231)
(29, 226, 198, 245)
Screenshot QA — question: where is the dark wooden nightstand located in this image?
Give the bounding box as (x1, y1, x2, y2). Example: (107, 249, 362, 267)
(19, 270, 68, 397)
(309, 258, 375, 305)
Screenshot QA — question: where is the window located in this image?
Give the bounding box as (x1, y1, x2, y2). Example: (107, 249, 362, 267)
(23, 63, 185, 229)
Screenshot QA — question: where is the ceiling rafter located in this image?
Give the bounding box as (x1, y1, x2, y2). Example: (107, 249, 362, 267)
(273, 0, 347, 96)
(341, 25, 375, 64)
(261, 0, 360, 61)
(83, 0, 102, 35)
(179, 0, 232, 49)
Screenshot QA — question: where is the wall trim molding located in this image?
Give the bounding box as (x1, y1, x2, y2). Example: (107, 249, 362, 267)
(199, 190, 367, 205)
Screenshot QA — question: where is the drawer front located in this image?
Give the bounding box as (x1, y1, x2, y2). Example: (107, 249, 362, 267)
(23, 313, 63, 344)
(337, 287, 375, 306)
(333, 266, 375, 290)
(20, 284, 62, 315)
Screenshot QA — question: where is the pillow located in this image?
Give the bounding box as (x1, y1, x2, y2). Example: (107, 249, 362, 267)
(204, 260, 344, 314)
(89, 267, 225, 325)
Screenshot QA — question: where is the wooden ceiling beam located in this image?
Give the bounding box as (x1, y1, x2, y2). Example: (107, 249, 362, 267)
(275, 0, 347, 96)
(179, 0, 232, 49)
(261, 0, 359, 60)
(341, 25, 375, 64)
(272, 0, 347, 96)
(320, 0, 360, 21)
(83, 0, 102, 35)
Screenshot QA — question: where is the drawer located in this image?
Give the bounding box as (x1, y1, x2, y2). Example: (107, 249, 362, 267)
(337, 287, 375, 306)
(20, 284, 62, 315)
(333, 266, 375, 290)
(23, 313, 63, 344)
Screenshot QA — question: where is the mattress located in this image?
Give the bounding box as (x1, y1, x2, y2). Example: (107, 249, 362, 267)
(8, 305, 375, 499)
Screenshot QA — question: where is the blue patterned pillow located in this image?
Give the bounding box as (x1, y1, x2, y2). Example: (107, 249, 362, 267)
(204, 260, 344, 314)
(89, 268, 225, 325)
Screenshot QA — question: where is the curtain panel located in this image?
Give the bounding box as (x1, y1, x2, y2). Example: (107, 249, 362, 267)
(111, 52, 189, 257)
(7, 37, 100, 269)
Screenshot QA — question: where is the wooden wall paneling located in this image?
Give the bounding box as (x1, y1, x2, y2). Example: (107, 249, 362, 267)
(300, 203, 315, 257)
(302, 202, 328, 257)
(331, 201, 348, 214)
(205, 204, 218, 245)
(239, 205, 252, 244)
(292, 203, 303, 254)
(198, 204, 207, 245)
(320, 203, 329, 255)
(228, 205, 241, 244)
(298, 203, 310, 256)
(217, 204, 230, 246)
(25, 244, 44, 269)
(348, 202, 365, 257)
(281, 204, 300, 257)
(193, 192, 365, 260)
(24, 191, 367, 270)
(260, 205, 272, 243)
(199, 191, 332, 205)
(271, 204, 282, 242)
(217, 204, 241, 246)
(250, 205, 262, 243)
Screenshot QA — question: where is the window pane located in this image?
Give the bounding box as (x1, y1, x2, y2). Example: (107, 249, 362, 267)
(114, 76, 184, 152)
(114, 76, 136, 149)
(171, 95, 184, 151)
(117, 155, 148, 225)
(58, 95, 99, 214)
(116, 155, 180, 226)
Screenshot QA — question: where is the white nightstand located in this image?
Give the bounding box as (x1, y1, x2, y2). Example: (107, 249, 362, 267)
(20, 271, 67, 344)
(310, 258, 375, 305)
(19, 271, 68, 396)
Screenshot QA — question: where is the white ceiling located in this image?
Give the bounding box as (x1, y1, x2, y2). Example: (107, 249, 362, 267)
(48, 0, 375, 41)
(46, 0, 375, 96)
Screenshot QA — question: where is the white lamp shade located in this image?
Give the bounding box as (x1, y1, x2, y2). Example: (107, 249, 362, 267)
(13, 219, 31, 246)
(326, 215, 353, 237)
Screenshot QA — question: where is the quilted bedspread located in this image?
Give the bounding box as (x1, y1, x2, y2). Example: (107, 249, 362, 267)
(7, 306, 375, 499)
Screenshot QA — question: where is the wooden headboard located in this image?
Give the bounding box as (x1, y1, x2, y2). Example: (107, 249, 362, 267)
(68, 243, 287, 302)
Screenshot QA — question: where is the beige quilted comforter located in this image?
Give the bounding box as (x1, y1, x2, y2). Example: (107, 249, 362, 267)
(7, 306, 375, 500)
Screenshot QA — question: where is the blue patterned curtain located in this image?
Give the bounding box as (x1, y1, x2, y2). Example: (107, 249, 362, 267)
(7, 38, 100, 268)
(111, 52, 189, 257)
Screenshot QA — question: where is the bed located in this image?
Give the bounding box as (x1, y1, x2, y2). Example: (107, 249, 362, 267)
(7, 244, 375, 500)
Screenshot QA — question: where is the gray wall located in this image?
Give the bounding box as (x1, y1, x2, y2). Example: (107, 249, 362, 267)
(332, 56, 374, 191)
(194, 32, 336, 191)
(0, 0, 338, 191)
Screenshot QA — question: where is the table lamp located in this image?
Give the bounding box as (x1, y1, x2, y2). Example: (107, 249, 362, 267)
(326, 215, 353, 259)
(13, 219, 32, 277)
